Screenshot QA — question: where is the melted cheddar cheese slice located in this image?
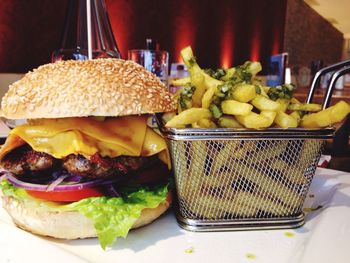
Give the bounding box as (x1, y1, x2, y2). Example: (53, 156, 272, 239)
(0, 116, 170, 168)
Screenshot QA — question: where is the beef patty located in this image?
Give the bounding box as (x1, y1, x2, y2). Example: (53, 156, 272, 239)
(62, 154, 147, 178)
(1, 145, 151, 179)
(1, 145, 56, 175)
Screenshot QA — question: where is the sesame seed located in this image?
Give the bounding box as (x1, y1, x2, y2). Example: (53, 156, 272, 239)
(1, 58, 176, 119)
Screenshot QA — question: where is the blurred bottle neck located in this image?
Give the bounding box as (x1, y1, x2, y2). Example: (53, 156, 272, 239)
(52, 0, 120, 62)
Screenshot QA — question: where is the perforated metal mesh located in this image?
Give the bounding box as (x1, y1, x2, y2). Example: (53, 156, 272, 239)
(169, 139, 324, 221)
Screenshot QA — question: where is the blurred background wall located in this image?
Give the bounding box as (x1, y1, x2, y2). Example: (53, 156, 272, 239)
(0, 0, 344, 74)
(284, 0, 343, 69)
(0, 0, 67, 72)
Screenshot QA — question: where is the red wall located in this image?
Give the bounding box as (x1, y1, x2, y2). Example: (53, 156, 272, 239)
(108, 0, 287, 71)
(0, 0, 68, 72)
(0, 0, 287, 73)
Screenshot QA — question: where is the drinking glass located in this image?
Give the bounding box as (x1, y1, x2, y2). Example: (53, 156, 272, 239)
(128, 50, 169, 85)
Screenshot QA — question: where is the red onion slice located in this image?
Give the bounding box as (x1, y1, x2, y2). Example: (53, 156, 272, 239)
(46, 174, 69, 191)
(0, 169, 7, 181)
(5, 172, 113, 192)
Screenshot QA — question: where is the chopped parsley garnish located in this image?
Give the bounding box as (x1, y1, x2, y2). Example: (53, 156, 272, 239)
(267, 84, 296, 101)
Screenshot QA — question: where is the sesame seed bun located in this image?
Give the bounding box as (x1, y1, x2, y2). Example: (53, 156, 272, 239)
(2, 192, 172, 240)
(1, 59, 176, 119)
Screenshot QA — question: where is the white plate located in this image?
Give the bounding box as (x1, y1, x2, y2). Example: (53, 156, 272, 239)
(0, 119, 10, 138)
(5, 118, 26, 129)
(1, 168, 350, 263)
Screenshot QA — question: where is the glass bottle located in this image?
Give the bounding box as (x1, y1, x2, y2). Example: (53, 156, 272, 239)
(52, 0, 120, 62)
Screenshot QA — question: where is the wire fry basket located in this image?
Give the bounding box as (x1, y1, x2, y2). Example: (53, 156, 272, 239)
(157, 60, 350, 231)
(158, 122, 333, 231)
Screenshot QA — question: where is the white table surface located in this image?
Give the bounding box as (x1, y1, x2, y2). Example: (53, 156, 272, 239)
(1, 167, 350, 263)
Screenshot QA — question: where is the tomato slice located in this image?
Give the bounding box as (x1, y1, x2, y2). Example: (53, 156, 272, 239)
(26, 187, 104, 202)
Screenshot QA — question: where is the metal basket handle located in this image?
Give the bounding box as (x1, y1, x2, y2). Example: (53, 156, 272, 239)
(307, 59, 350, 106)
(323, 66, 350, 109)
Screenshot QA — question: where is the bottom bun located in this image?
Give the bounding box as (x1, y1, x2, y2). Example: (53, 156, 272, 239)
(2, 192, 172, 240)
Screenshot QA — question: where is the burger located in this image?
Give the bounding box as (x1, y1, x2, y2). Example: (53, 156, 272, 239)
(0, 58, 176, 249)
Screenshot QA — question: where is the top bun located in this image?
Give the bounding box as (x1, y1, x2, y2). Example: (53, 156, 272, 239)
(1, 59, 176, 119)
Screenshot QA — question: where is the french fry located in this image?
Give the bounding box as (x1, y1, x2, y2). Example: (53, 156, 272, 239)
(234, 141, 257, 159)
(289, 111, 301, 125)
(288, 103, 322, 112)
(171, 77, 191, 86)
(300, 100, 350, 128)
(221, 190, 259, 217)
(276, 98, 290, 112)
(202, 86, 217, 109)
(255, 141, 288, 161)
(200, 173, 234, 189)
(262, 86, 270, 94)
(251, 95, 281, 111)
(183, 194, 226, 219)
(218, 115, 243, 128)
(234, 191, 290, 215)
(274, 111, 298, 128)
(297, 140, 322, 174)
(180, 46, 201, 75)
(181, 46, 222, 108)
(183, 141, 207, 196)
(221, 100, 253, 116)
(235, 111, 272, 129)
(191, 73, 206, 107)
(194, 70, 224, 109)
(260, 111, 277, 126)
(165, 108, 212, 128)
(213, 142, 242, 173)
(291, 97, 301, 104)
(202, 75, 223, 108)
(185, 192, 256, 219)
(182, 141, 219, 218)
(301, 111, 331, 128)
(174, 142, 191, 199)
(221, 67, 236, 81)
(191, 122, 201, 128)
(173, 86, 184, 100)
(237, 162, 303, 208)
(203, 73, 223, 88)
(270, 159, 308, 185)
(259, 85, 269, 98)
(197, 118, 217, 128)
(187, 179, 259, 218)
(245, 61, 262, 76)
(190, 141, 207, 175)
(230, 84, 256, 103)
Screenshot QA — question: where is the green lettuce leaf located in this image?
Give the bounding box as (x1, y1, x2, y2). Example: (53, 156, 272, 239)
(1, 180, 29, 198)
(0, 180, 169, 249)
